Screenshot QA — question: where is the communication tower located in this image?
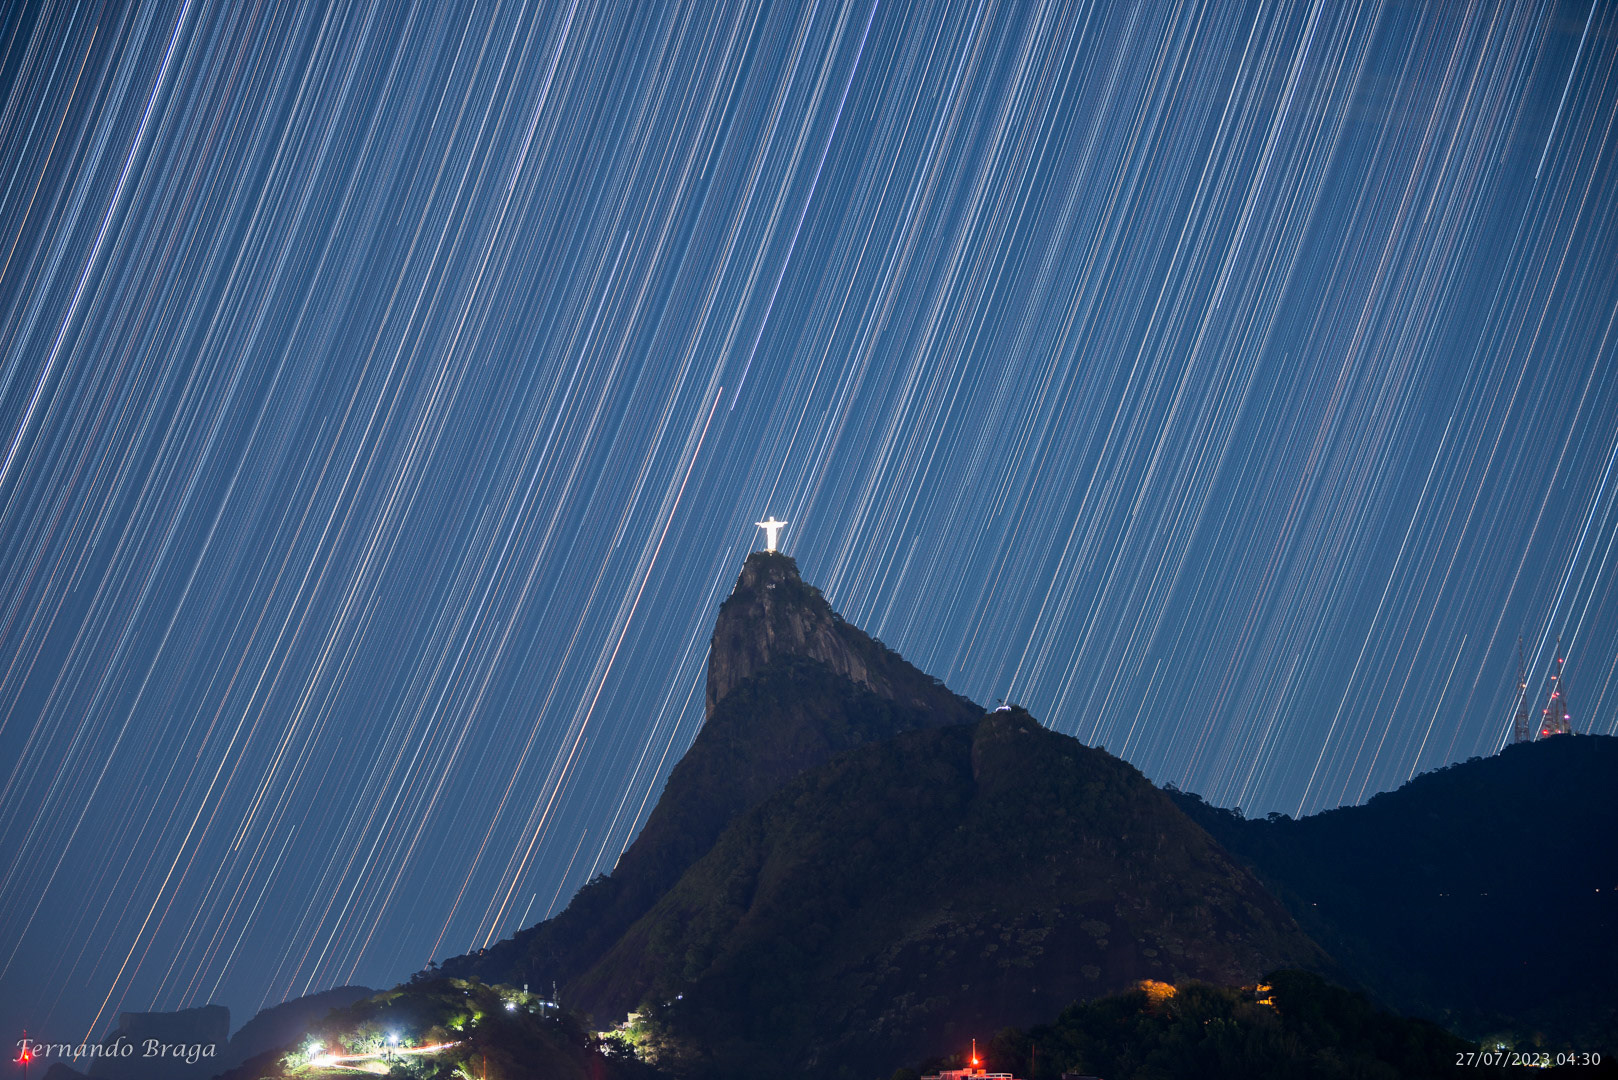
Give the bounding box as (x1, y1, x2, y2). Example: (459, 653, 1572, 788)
(1540, 638, 1573, 738)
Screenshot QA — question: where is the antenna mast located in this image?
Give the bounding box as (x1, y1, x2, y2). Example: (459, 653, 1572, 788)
(1513, 637, 1531, 743)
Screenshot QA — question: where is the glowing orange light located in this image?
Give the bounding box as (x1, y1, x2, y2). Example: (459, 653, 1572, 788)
(1140, 979, 1177, 1004)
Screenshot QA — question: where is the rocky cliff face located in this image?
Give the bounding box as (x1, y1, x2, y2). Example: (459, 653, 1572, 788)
(705, 552, 980, 721)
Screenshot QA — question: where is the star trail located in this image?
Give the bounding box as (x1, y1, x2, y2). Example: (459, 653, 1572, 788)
(1, 0, 1615, 1043)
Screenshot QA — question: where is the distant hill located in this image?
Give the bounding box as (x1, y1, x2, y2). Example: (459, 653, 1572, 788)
(442, 552, 982, 993)
(26, 989, 376, 1080)
(1168, 735, 1618, 1047)
(84, 1004, 229, 1080)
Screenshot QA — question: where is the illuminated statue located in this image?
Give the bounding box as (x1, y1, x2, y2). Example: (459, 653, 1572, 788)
(755, 516, 787, 552)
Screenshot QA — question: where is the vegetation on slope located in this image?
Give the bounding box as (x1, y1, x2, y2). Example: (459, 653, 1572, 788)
(581, 709, 1321, 1079)
(214, 977, 662, 1080)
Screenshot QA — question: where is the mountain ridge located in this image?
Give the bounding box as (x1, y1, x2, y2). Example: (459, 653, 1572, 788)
(1169, 733, 1618, 1045)
(220, 555, 1614, 1077)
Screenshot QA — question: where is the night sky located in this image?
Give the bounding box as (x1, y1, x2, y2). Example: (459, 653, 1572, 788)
(1, 0, 1615, 1044)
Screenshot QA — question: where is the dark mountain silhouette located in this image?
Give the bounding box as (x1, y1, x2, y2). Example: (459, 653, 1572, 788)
(193, 553, 1607, 1077)
(442, 553, 1322, 1077)
(581, 707, 1323, 1078)
(442, 552, 982, 992)
(1168, 734, 1618, 1047)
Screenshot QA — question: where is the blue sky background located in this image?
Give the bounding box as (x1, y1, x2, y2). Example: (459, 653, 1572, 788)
(0, 0, 1614, 1040)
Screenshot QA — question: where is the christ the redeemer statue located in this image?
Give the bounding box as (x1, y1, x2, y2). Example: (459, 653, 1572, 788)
(756, 516, 787, 552)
